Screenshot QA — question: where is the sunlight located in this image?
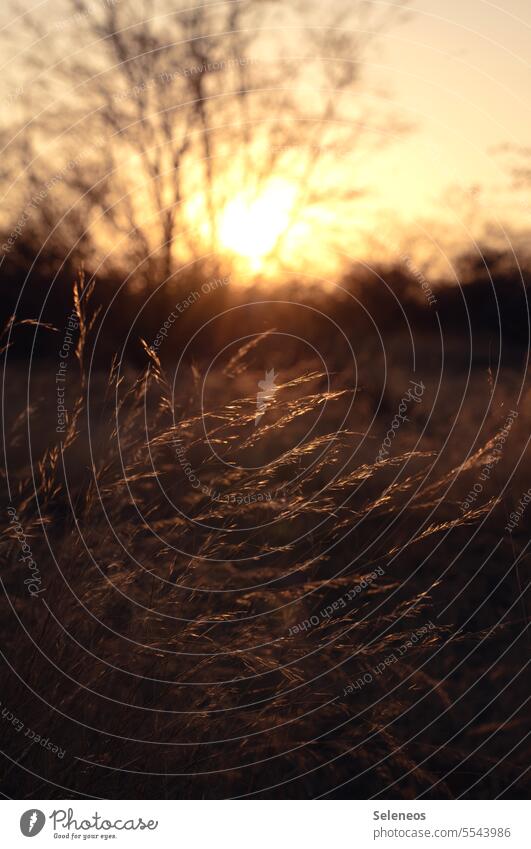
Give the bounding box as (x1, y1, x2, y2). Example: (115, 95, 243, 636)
(218, 181, 297, 271)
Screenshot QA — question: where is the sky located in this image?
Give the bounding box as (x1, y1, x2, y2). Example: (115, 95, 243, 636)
(357, 0, 531, 264)
(1, 0, 531, 277)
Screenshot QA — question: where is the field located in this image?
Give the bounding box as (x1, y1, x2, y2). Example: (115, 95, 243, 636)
(1, 284, 529, 799)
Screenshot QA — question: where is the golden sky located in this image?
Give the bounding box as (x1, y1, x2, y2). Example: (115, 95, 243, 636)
(356, 0, 531, 266)
(1, 1, 531, 279)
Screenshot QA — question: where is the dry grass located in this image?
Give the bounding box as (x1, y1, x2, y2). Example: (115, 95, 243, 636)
(0, 284, 529, 799)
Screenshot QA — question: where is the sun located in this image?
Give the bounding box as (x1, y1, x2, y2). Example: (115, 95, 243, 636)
(218, 180, 297, 271)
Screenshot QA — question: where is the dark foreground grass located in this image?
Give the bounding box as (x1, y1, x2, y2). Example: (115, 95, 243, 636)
(0, 287, 529, 799)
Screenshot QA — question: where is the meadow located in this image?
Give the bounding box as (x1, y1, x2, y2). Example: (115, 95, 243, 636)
(1, 272, 529, 799)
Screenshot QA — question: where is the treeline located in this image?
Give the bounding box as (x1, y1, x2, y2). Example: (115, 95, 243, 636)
(1, 236, 529, 366)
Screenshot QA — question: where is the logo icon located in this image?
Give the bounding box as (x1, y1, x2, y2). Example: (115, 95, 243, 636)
(20, 809, 45, 837)
(255, 368, 278, 426)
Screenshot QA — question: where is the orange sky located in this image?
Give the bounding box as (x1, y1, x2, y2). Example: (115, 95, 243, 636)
(1, 1, 531, 280)
(353, 0, 531, 268)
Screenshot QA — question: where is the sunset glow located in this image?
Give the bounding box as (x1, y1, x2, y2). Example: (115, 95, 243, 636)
(218, 181, 297, 270)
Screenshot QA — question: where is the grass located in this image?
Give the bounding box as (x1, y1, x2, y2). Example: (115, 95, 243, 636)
(0, 281, 529, 799)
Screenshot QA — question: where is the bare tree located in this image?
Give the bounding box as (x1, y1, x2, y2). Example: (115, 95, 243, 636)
(0, 0, 410, 284)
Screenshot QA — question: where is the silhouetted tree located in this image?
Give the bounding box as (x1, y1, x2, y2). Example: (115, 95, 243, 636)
(1, 0, 410, 285)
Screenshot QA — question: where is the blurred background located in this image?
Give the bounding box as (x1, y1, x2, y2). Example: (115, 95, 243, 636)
(0, 0, 529, 356)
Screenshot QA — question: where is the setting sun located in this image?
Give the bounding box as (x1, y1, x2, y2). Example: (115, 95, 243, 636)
(218, 181, 297, 270)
